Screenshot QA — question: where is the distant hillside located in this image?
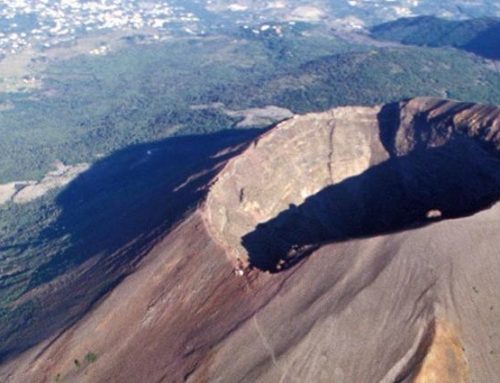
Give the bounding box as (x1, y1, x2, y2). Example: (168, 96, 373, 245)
(243, 47, 500, 114)
(370, 16, 500, 59)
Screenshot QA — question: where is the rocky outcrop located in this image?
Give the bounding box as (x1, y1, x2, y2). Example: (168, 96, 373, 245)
(381, 97, 500, 155)
(205, 105, 387, 266)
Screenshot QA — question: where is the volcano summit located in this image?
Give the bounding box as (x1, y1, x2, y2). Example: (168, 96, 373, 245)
(1, 97, 500, 383)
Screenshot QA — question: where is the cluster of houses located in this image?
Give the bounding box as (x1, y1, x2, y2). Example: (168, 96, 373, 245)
(0, 0, 200, 57)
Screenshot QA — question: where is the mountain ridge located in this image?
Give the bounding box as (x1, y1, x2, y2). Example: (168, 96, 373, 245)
(370, 16, 500, 59)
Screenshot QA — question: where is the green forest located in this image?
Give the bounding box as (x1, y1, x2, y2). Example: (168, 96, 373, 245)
(371, 16, 500, 59)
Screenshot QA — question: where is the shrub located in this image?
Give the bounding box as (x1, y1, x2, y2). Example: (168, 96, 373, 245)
(84, 352, 98, 363)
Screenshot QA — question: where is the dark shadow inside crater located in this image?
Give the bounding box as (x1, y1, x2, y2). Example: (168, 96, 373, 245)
(242, 137, 500, 272)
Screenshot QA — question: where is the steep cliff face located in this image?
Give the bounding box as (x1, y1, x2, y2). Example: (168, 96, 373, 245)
(205, 105, 388, 268)
(1, 98, 500, 383)
(385, 97, 500, 155)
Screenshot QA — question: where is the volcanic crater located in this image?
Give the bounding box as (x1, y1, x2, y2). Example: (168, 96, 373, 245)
(206, 97, 500, 271)
(2, 97, 500, 383)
